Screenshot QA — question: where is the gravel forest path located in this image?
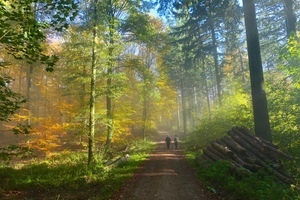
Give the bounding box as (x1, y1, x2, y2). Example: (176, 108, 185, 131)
(110, 131, 211, 200)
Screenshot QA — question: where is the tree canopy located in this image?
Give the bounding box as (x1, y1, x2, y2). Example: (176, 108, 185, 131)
(1, 0, 300, 165)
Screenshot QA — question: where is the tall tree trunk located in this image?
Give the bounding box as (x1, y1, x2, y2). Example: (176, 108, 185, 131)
(26, 2, 38, 126)
(79, 66, 87, 144)
(106, 72, 113, 148)
(209, 15, 222, 107)
(105, 5, 115, 151)
(142, 82, 148, 140)
(26, 64, 33, 126)
(180, 80, 187, 134)
(283, 0, 297, 38)
(192, 86, 197, 129)
(201, 57, 211, 120)
(243, 0, 272, 142)
(177, 95, 181, 131)
(238, 49, 246, 84)
(88, 0, 98, 166)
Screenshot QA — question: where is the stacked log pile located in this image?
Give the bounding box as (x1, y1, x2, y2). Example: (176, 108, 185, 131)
(199, 126, 293, 184)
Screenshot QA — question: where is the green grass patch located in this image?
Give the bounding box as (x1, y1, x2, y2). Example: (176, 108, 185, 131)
(184, 151, 300, 200)
(0, 140, 156, 200)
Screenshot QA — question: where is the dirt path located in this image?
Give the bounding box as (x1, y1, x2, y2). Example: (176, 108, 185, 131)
(110, 132, 210, 200)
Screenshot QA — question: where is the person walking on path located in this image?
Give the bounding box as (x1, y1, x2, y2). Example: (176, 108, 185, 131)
(165, 135, 171, 149)
(174, 135, 179, 149)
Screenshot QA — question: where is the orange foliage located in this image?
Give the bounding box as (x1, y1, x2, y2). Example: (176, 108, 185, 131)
(27, 118, 68, 155)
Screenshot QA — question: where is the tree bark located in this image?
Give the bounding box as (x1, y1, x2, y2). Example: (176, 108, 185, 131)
(105, 10, 115, 151)
(242, 0, 272, 142)
(176, 96, 181, 131)
(201, 57, 211, 120)
(209, 15, 222, 107)
(283, 0, 297, 38)
(88, 0, 98, 166)
(142, 79, 148, 141)
(180, 79, 187, 134)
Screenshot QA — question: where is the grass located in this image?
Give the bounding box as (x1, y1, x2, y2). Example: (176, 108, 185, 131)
(0, 140, 156, 200)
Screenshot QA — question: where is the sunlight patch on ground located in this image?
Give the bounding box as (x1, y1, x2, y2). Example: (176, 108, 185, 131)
(136, 168, 178, 176)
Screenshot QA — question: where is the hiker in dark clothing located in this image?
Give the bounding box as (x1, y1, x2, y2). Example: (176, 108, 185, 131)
(174, 135, 179, 149)
(165, 135, 171, 149)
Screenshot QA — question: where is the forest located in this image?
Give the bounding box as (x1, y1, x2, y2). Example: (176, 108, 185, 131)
(0, 0, 300, 199)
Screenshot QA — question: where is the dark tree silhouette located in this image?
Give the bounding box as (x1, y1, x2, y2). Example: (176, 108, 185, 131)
(283, 0, 297, 38)
(243, 0, 272, 142)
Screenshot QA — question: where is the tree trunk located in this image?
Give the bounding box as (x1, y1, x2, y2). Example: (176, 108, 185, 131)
(106, 72, 114, 148)
(283, 0, 297, 38)
(192, 86, 197, 129)
(209, 14, 222, 107)
(142, 81, 148, 141)
(176, 96, 181, 131)
(242, 0, 272, 142)
(88, 0, 98, 166)
(180, 79, 187, 134)
(105, 16, 115, 151)
(26, 64, 33, 126)
(238, 49, 246, 84)
(201, 57, 211, 119)
(26, 2, 38, 126)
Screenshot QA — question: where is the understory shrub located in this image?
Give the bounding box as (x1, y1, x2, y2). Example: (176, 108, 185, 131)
(196, 160, 299, 200)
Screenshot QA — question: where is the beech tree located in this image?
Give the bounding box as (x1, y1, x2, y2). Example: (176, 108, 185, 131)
(0, 0, 78, 159)
(61, 0, 163, 162)
(0, 0, 77, 123)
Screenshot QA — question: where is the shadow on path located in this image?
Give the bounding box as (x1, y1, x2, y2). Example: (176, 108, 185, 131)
(110, 132, 209, 200)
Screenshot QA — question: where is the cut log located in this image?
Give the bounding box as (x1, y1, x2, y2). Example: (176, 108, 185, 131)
(235, 127, 293, 160)
(231, 128, 264, 152)
(228, 162, 252, 176)
(203, 147, 225, 161)
(207, 145, 227, 159)
(237, 126, 277, 148)
(221, 135, 248, 156)
(105, 154, 130, 167)
(232, 128, 292, 162)
(263, 145, 293, 160)
(228, 151, 246, 166)
(242, 162, 261, 173)
(199, 126, 293, 184)
(228, 129, 274, 164)
(210, 141, 233, 157)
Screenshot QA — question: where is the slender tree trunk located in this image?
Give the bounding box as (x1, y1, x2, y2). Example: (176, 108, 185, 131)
(202, 57, 211, 120)
(284, 0, 297, 38)
(88, 0, 98, 166)
(142, 83, 148, 140)
(243, 0, 272, 142)
(26, 2, 38, 126)
(180, 80, 187, 134)
(105, 4, 115, 151)
(209, 15, 222, 107)
(79, 66, 86, 144)
(192, 86, 197, 128)
(106, 72, 113, 148)
(177, 95, 181, 131)
(26, 65, 33, 126)
(238, 49, 246, 84)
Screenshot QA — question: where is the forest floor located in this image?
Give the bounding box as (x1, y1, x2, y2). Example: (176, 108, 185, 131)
(110, 131, 227, 200)
(0, 131, 230, 200)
